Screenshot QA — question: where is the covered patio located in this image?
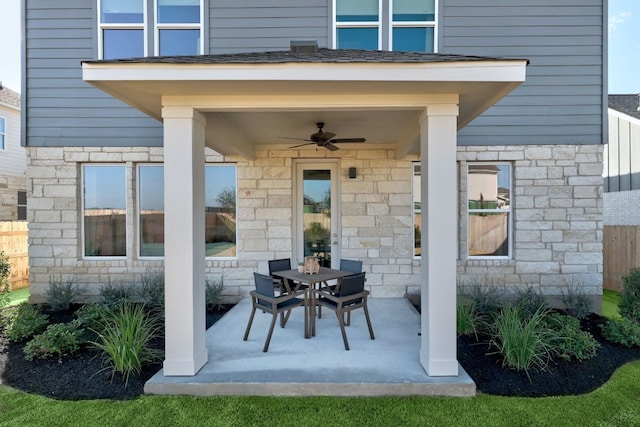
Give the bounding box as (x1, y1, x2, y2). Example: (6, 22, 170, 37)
(144, 297, 475, 396)
(82, 48, 527, 384)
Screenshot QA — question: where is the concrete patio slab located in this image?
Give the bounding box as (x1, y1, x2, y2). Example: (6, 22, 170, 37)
(145, 298, 475, 397)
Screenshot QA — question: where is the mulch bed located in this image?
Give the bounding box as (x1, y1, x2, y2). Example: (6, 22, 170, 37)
(1, 306, 638, 400)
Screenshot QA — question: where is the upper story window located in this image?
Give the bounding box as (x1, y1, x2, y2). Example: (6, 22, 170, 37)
(334, 0, 437, 52)
(156, 0, 202, 56)
(0, 117, 6, 150)
(98, 0, 202, 59)
(467, 163, 512, 259)
(99, 0, 146, 59)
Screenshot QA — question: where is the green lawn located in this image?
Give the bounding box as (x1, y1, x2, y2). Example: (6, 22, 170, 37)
(5, 287, 29, 306)
(602, 289, 622, 320)
(1, 361, 639, 426)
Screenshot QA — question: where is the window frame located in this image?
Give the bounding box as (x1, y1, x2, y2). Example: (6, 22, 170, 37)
(466, 162, 512, 260)
(153, 0, 204, 56)
(0, 116, 5, 150)
(137, 163, 165, 259)
(204, 163, 238, 260)
(17, 191, 27, 221)
(82, 164, 128, 259)
(97, 0, 147, 60)
(333, 0, 438, 52)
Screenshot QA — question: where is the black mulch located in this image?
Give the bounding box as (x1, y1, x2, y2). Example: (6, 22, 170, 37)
(1, 306, 639, 400)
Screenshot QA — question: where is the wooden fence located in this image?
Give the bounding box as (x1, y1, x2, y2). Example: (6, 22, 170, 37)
(603, 225, 640, 291)
(0, 221, 29, 290)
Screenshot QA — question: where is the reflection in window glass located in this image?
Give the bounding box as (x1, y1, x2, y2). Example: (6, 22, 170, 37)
(17, 191, 27, 221)
(393, 0, 436, 21)
(303, 170, 332, 268)
(0, 117, 5, 150)
(139, 166, 164, 257)
(393, 27, 434, 52)
(159, 29, 200, 56)
(101, 0, 144, 23)
(467, 164, 511, 258)
(205, 165, 237, 258)
(336, 0, 379, 22)
(83, 165, 126, 257)
(103, 29, 144, 59)
(158, 0, 200, 23)
(337, 28, 379, 50)
(413, 163, 421, 257)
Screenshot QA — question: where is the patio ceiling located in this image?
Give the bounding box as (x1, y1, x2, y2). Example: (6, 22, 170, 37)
(82, 51, 527, 159)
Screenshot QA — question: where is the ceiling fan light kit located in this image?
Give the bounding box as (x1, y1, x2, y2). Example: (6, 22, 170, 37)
(281, 122, 366, 151)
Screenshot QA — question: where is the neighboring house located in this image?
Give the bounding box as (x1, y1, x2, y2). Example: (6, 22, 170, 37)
(0, 83, 26, 222)
(23, 1, 606, 378)
(604, 94, 640, 225)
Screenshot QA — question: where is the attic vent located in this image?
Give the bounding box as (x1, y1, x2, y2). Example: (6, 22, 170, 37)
(290, 40, 318, 54)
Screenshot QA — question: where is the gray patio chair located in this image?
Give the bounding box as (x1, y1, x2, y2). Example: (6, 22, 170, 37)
(315, 272, 374, 350)
(243, 272, 307, 352)
(318, 258, 363, 321)
(268, 258, 307, 294)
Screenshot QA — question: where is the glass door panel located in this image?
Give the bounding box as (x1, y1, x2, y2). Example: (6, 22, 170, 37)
(303, 169, 332, 267)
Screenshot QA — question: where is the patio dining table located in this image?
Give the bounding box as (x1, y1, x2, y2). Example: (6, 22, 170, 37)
(272, 266, 353, 338)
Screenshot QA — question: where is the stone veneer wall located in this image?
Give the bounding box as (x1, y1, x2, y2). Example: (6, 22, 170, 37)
(0, 175, 27, 221)
(26, 144, 603, 304)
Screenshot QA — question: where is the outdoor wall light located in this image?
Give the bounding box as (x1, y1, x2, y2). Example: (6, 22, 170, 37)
(348, 167, 357, 179)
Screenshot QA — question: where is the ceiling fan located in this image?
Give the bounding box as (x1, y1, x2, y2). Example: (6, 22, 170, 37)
(281, 122, 366, 151)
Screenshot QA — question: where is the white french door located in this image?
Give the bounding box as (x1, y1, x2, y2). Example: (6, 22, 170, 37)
(293, 160, 340, 269)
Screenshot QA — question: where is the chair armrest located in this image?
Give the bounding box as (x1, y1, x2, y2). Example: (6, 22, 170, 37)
(314, 289, 368, 303)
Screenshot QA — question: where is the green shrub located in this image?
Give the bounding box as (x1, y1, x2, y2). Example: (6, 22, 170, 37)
(24, 320, 84, 361)
(464, 283, 503, 320)
(619, 268, 640, 322)
(91, 302, 163, 386)
(601, 318, 640, 348)
(561, 285, 593, 319)
(100, 280, 134, 308)
(75, 303, 109, 330)
(0, 251, 11, 308)
(489, 305, 552, 374)
(513, 285, 550, 319)
(4, 303, 49, 342)
(45, 276, 80, 312)
(456, 303, 479, 337)
(544, 313, 599, 361)
(139, 270, 164, 307)
(206, 278, 225, 312)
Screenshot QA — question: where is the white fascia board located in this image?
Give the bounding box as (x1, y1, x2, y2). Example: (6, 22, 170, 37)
(0, 101, 20, 112)
(82, 60, 527, 84)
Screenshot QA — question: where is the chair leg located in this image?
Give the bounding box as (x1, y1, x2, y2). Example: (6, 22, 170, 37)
(346, 311, 351, 326)
(363, 303, 375, 340)
(335, 310, 350, 351)
(263, 313, 279, 352)
(243, 306, 257, 341)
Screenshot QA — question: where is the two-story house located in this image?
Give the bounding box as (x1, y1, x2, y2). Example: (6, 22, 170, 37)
(0, 83, 26, 222)
(23, 1, 606, 378)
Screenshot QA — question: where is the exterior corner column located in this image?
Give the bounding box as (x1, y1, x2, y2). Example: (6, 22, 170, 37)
(161, 106, 208, 376)
(418, 103, 459, 376)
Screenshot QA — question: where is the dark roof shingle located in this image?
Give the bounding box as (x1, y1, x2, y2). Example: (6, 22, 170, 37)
(609, 94, 640, 120)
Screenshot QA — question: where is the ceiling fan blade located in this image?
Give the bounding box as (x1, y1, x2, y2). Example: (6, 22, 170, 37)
(279, 136, 312, 142)
(311, 131, 336, 141)
(329, 138, 366, 143)
(324, 142, 340, 151)
(289, 142, 316, 149)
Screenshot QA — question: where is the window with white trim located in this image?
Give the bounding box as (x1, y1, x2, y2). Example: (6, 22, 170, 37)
(137, 164, 237, 258)
(99, 0, 146, 60)
(155, 0, 202, 56)
(467, 163, 512, 258)
(0, 117, 5, 150)
(334, 0, 437, 52)
(412, 163, 421, 257)
(17, 191, 27, 221)
(83, 165, 127, 257)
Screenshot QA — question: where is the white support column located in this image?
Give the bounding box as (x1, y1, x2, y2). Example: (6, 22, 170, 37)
(162, 106, 208, 376)
(419, 103, 459, 376)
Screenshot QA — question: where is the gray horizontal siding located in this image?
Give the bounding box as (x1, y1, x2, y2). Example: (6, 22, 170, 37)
(443, 0, 605, 146)
(209, 0, 329, 53)
(24, 0, 162, 148)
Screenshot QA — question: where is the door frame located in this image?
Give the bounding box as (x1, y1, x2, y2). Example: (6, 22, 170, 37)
(292, 159, 341, 269)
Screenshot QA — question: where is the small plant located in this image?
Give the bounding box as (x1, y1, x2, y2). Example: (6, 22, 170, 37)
(100, 280, 134, 308)
(24, 320, 84, 361)
(513, 285, 550, 319)
(91, 302, 163, 387)
(4, 302, 49, 342)
(600, 318, 640, 348)
(463, 281, 503, 320)
(544, 313, 599, 361)
(489, 305, 552, 374)
(456, 303, 479, 337)
(0, 251, 11, 307)
(75, 303, 109, 330)
(206, 278, 225, 312)
(45, 276, 80, 311)
(139, 270, 165, 307)
(561, 285, 593, 319)
(619, 268, 640, 322)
